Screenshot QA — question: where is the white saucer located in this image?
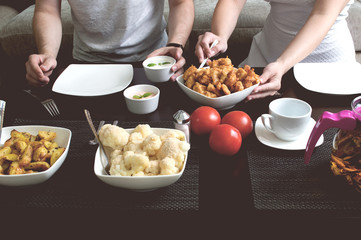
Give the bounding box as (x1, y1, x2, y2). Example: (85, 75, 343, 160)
(254, 117, 324, 150)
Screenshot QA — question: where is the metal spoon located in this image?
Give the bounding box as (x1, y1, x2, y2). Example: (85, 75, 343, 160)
(84, 109, 110, 175)
(0, 100, 5, 143)
(198, 39, 219, 69)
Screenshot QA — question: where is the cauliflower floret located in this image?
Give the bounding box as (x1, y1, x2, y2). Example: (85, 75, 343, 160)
(145, 160, 160, 175)
(133, 124, 153, 138)
(160, 157, 179, 175)
(106, 124, 190, 177)
(157, 137, 190, 169)
(123, 132, 144, 153)
(123, 141, 144, 153)
(99, 124, 129, 150)
(109, 155, 131, 176)
(143, 133, 162, 156)
(109, 149, 122, 160)
(133, 171, 145, 176)
(129, 132, 144, 144)
(161, 130, 186, 141)
(124, 153, 149, 174)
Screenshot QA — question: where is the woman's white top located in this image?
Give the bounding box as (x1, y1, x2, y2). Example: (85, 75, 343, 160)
(240, 0, 356, 67)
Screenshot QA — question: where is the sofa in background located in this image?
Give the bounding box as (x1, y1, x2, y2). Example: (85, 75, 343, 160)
(1, 0, 361, 89)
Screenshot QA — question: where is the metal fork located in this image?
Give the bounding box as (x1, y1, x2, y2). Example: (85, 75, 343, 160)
(23, 89, 60, 117)
(41, 99, 60, 117)
(89, 120, 105, 145)
(88, 120, 118, 145)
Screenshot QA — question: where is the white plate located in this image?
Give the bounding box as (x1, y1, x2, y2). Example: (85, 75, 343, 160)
(254, 117, 324, 150)
(294, 62, 361, 95)
(52, 64, 133, 96)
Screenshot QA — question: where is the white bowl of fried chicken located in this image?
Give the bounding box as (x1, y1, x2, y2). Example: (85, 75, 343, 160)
(176, 57, 260, 110)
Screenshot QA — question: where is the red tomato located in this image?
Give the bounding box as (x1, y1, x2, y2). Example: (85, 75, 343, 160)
(209, 124, 242, 156)
(190, 106, 221, 135)
(221, 111, 253, 139)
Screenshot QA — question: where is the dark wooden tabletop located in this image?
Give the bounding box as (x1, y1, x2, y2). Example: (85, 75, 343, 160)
(2, 66, 361, 237)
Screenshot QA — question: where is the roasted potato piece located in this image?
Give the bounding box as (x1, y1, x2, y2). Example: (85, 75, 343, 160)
(19, 145, 33, 168)
(26, 161, 50, 172)
(0, 147, 11, 157)
(8, 161, 25, 175)
(32, 146, 48, 162)
(14, 140, 28, 154)
(2, 154, 19, 162)
(40, 140, 52, 149)
(48, 142, 59, 150)
(10, 129, 31, 142)
(38, 131, 56, 141)
(50, 148, 65, 166)
(0, 129, 65, 175)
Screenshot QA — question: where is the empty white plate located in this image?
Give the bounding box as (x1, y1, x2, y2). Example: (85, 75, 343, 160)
(53, 64, 133, 96)
(293, 62, 361, 95)
(255, 117, 324, 150)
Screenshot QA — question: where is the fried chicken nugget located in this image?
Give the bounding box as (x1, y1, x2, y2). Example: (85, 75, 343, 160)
(236, 68, 247, 81)
(204, 91, 217, 98)
(219, 65, 234, 83)
(234, 81, 245, 92)
(185, 75, 196, 89)
(209, 57, 232, 68)
(207, 83, 222, 97)
(193, 82, 207, 95)
(183, 65, 197, 80)
(224, 69, 237, 88)
(221, 84, 231, 95)
(211, 67, 221, 85)
(197, 68, 212, 85)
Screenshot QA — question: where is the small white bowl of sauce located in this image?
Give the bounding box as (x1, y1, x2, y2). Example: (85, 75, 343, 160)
(143, 56, 176, 82)
(123, 84, 160, 114)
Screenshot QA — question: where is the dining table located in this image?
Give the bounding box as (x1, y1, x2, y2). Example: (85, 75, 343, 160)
(1, 64, 361, 237)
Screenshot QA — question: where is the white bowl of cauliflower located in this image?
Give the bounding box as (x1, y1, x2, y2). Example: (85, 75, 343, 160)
(94, 124, 190, 191)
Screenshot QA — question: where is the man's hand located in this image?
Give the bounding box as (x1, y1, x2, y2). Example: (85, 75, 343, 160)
(25, 54, 57, 87)
(147, 46, 185, 81)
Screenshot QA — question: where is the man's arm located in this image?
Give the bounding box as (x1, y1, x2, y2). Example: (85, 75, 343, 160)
(25, 0, 62, 86)
(167, 0, 194, 48)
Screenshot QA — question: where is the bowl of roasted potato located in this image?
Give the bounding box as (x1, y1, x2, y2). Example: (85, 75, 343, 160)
(94, 124, 190, 191)
(176, 57, 260, 110)
(0, 125, 71, 186)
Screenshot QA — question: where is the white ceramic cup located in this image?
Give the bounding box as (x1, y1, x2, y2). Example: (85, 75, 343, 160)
(123, 84, 160, 114)
(261, 98, 312, 141)
(142, 56, 176, 83)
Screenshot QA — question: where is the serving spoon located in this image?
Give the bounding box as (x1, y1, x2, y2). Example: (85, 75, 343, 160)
(84, 109, 110, 175)
(198, 39, 219, 69)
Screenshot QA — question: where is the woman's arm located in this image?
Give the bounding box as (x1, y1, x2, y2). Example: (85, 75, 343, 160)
(248, 0, 351, 100)
(195, 0, 246, 62)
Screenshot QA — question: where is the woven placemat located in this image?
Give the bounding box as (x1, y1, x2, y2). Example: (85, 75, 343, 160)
(247, 128, 361, 212)
(0, 119, 199, 212)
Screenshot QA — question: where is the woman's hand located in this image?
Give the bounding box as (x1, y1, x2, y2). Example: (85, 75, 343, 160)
(195, 32, 228, 64)
(246, 61, 286, 101)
